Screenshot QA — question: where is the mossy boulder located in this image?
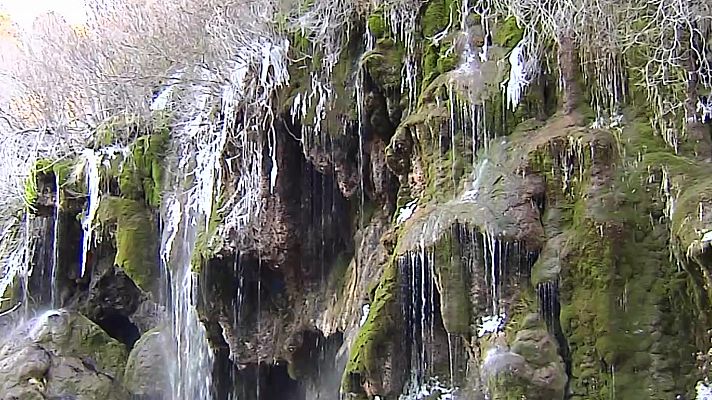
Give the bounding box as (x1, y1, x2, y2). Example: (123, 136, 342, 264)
(431, 232, 471, 335)
(31, 310, 128, 379)
(483, 314, 566, 400)
(0, 310, 130, 400)
(97, 196, 160, 294)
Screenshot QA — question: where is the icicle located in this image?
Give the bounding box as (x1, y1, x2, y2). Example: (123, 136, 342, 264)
(477, 314, 505, 337)
(79, 148, 100, 278)
(699, 96, 712, 123)
(504, 39, 529, 110)
(396, 199, 418, 225)
(699, 202, 704, 222)
(696, 381, 712, 400)
(359, 304, 370, 327)
(447, 333, 454, 387)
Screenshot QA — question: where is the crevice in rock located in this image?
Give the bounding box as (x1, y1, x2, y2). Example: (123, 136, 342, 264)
(286, 330, 344, 398)
(537, 280, 573, 398)
(231, 363, 306, 400)
(27, 216, 58, 307)
(96, 313, 140, 347)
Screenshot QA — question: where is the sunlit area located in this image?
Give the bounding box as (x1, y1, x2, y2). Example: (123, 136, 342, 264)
(0, 0, 87, 27)
(0, 1, 711, 399)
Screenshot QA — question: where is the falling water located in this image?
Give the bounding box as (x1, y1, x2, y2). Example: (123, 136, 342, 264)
(399, 249, 437, 396)
(79, 149, 100, 278)
(537, 280, 560, 331)
(163, 195, 214, 399)
(156, 42, 287, 397)
(159, 81, 220, 399)
(50, 173, 60, 308)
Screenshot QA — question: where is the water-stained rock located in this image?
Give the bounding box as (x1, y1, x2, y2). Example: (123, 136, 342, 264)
(0, 310, 129, 400)
(483, 314, 566, 400)
(123, 328, 170, 398)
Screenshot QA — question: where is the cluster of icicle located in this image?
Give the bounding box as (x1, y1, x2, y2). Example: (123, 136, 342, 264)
(150, 24, 291, 400)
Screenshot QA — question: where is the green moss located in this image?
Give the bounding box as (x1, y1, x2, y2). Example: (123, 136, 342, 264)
(119, 132, 169, 208)
(422, 0, 450, 38)
(23, 173, 38, 208)
(364, 38, 405, 100)
(492, 17, 523, 48)
(436, 44, 458, 74)
(367, 12, 387, 38)
(432, 230, 471, 335)
(97, 196, 159, 293)
(341, 258, 400, 394)
(419, 0, 462, 90)
(422, 45, 440, 89)
(192, 195, 225, 271)
(499, 114, 705, 397)
(24, 158, 76, 209)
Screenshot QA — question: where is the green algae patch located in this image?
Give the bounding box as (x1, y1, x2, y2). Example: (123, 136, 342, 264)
(191, 197, 225, 272)
(24, 157, 78, 211)
(492, 17, 523, 48)
(97, 196, 159, 294)
(35, 310, 129, 380)
(421, 0, 452, 38)
(342, 258, 401, 395)
(431, 231, 471, 335)
(367, 11, 387, 39)
(119, 132, 168, 208)
(95, 111, 171, 148)
(364, 38, 405, 97)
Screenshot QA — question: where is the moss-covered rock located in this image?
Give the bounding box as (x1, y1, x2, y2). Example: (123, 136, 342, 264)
(119, 132, 168, 208)
(492, 17, 524, 49)
(342, 259, 406, 397)
(483, 315, 566, 400)
(97, 196, 159, 293)
(25, 158, 78, 214)
(431, 231, 470, 335)
(30, 310, 128, 379)
(0, 310, 128, 399)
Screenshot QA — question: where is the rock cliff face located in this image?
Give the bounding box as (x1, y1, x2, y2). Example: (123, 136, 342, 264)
(2, 2, 712, 400)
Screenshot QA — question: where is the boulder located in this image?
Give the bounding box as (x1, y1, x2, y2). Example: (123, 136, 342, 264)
(0, 309, 129, 400)
(123, 328, 170, 398)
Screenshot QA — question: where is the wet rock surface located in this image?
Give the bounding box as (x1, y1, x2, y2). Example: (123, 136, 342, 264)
(0, 310, 129, 400)
(123, 328, 170, 398)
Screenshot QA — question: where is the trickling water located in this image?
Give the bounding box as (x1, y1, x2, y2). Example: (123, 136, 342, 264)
(399, 249, 437, 396)
(162, 192, 214, 400)
(50, 173, 60, 308)
(537, 280, 560, 331)
(382, 0, 421, 110)
(504, 34, 537, 111)
(78, 149, 100, 278)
